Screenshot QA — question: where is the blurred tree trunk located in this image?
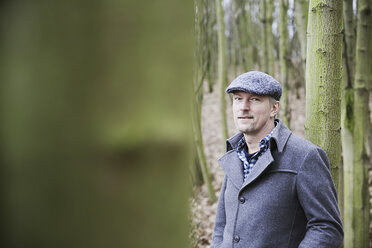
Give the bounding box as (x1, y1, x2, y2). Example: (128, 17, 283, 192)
(260, 0, 269, 73)
(207, 0, 217, 93)
(266, 0, 275, 76)
(341, 0, 356, 246)
(216, 0, 229, 142)
(343, 0, 356, 84)
(230, 9, 239, 78)
(246, 2, 256, 70)
(305, 0, 343, 191)
(211, 0, 219, 91)
(346, 0, 372, 246)
(192, 79, 217, 203)
(279, 0, 290, 127)
(228, 0, 239, 78)
(196, 0, 217, 94)
(192, 0, 216, 203)
(236, 0, 253, 72)
(367, 5, 372, 161)
(245, 0, 258, 70)
(294, 0, 309, 84)
(196, 0, 216, 94)
(369, 10, 372, 161)
(0, 1, 192, 248)
(231, 0, 242, 76)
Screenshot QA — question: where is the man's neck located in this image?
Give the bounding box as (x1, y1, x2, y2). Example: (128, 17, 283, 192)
(244, 121, 275, 154)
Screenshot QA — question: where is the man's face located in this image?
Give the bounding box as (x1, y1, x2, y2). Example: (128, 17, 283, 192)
(232, 91, 279, 136)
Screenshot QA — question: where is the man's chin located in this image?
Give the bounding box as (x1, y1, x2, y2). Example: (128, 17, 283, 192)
(238, 127, 255, 134)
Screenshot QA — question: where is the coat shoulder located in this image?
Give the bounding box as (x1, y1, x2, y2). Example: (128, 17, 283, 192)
(278, 133, 328, 171)
(286, 133, 321, 154)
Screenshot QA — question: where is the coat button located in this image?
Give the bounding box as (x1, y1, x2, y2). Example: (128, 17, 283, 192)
(239, 196, 245, 203)
(234, 235, 240, 243)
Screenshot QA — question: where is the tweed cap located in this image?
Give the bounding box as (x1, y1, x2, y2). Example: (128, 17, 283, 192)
(226, 71, 282, 100)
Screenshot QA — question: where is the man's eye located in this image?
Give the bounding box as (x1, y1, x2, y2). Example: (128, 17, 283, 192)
(234, 97, 242, 101)
(250, 98, 259, 102)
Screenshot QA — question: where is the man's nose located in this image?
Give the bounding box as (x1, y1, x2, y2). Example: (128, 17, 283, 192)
(240, 100, 250, 110)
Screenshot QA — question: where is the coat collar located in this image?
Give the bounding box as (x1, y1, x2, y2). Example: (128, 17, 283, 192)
(225, 119, 291, 153)
(219, 119, 292, 190)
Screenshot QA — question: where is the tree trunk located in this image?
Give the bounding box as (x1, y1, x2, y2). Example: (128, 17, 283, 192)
(294, 0, 309, 84)
(0, 1, 193, 247)
(260, 0, 269, 73)
(266, 0, 275, 76)
(193, 0, 217, 203)
(236, 0, 253, 72)
(343, 0, 356, 84)
(203, 0, 214, 93)
(305, 0, 343, 192)
(192, 89, 217, 203)
(245, 0, 257, 70)
(207, 0, 218, 92)
(216, 0, 229, 142)
(346, 0, 372, 246)
(341, 0, 356, 246)
(279, 0, 291, 127)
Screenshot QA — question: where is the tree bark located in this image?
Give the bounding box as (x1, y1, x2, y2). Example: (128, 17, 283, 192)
(207, 0, 218, 92)
(341, 0, 356, 246)
(294, 0, 309, 83)
(266, 0, 275, 76)
(0, 1, 193, 247)
(193, 0, 217, 203)
(346, 0, 372, 246)
(279, 0, 290, 127)
(305, 0, 343, 192)
(236, 0, 253, 72)
(216, 0, 229, 142)
(260, 0, 269, 73)
(192, 89, 217, 203)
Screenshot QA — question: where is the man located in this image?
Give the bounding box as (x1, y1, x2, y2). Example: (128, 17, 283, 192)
(210, 71, 343, 248)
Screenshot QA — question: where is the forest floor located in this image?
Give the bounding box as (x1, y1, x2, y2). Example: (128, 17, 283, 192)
(190, 83, 372, 248)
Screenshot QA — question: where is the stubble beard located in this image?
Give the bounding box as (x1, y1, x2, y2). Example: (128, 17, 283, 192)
(235, 119, 257, 135)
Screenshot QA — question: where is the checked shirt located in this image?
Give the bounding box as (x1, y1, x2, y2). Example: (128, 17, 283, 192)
(236, 127, 276, 181)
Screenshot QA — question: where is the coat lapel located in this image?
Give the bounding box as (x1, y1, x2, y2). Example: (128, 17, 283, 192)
(241, 149, 274, 190)
(218, 119, 292, 191)
(218, 151, 244, 189)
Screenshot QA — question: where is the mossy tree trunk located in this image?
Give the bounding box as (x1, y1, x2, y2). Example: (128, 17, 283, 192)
(230, 0, 240, 78)
(341, 0, 356, 246)
(305, 0, 343, 192)
(204, 0, 215, 93)
(192, 0, 217, 203)
(206, 0, 218, 93)
(294, 0, 309, 83)
(345, 0, 372, 246)
(216, 0, 229, 142)
(260, 0, 269, 73)
(266, 0, 275, 76)
(366, 3, 372, 161)
(192, 79, 217, 203)
(0, 1, 193, 247)
(245, 1, 255, 71)
(236, 0, 253, 72)
(279, 0, 290, 127)
(369, 9, 372, 160)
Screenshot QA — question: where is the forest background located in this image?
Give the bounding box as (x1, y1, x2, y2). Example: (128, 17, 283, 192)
(1, 1, 372, 248)
(191, 0, 372, 248)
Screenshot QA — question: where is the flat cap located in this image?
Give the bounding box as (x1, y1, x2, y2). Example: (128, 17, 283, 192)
(225, 71, 282, 100)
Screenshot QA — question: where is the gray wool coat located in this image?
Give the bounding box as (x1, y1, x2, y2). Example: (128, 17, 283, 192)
(210, 119, 343, 248)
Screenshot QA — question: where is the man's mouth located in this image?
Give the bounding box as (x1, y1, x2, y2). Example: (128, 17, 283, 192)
(238, 116, 254, 119)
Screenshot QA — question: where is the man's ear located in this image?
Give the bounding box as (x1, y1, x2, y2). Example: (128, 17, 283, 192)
(270, 101, 280, 117)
